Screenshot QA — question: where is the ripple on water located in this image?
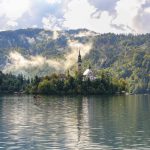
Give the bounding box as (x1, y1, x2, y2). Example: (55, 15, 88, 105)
(0, 95, 150, 149)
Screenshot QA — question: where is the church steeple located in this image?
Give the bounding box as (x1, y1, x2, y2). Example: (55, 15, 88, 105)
(78, 50, 82, 74)
(89, 64, 91, 69)
(78, 50, 82, 63)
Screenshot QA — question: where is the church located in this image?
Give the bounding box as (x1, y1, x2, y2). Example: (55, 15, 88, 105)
(77, 50, 96, 81)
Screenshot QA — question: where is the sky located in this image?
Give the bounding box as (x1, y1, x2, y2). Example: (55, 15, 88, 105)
(0, 0, 150, 34)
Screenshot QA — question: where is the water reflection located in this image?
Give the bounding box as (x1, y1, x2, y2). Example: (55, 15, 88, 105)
(0, 95, 150, 149)
(86, 95, 150, 149)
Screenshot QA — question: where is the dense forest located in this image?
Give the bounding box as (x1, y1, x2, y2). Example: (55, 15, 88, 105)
(0, 71, 127, 95)
(89, 34, 150, 94)
(0, 28, 149, 94)
(0, 71, 29, 94)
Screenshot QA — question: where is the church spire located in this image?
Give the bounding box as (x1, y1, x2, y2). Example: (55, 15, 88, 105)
(78, 50, 82, 74)
(89, 64, 91, 69)
(78, 50, 82, 63)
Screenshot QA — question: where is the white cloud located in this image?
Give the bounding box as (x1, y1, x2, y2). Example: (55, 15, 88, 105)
(112, 0, 148, 33)
(62, 0, 150, 34)
(46, 0, 61, 4)
(32, 24, 38, 28)
(63, 0, 125, 33)
(6, 20, 18, 27)
(42, 15, 63, 30)
(144, 7, 150, 13)
(3, 40, 92, 76)
(0, 0, 31, 20)
(63, 0, 95, 29)
(88, 0, 118, 12)
(0, 0, 150, 33)
(133, 5, 150, 33)
(42, 17, 52, 29)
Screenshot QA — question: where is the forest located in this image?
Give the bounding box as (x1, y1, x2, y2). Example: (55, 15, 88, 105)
(0, 29, 149, 94)
(0, 71, 29, 94)
(0, 71, 127, 95)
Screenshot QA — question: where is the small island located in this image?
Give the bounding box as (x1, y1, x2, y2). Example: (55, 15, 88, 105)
(0, 51, 127, 95)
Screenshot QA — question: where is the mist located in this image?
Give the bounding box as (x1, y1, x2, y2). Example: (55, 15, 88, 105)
(3, 40, 92, 77)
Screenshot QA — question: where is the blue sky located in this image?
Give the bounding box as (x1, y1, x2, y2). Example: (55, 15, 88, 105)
(0, 0, 150, 33)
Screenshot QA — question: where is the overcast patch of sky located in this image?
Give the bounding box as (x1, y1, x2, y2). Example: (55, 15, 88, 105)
(0, 0, 150, 34)
(88, 0, 118, 12)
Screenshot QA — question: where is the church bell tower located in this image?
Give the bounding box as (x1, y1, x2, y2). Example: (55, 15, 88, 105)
(78, 50, 82, 74)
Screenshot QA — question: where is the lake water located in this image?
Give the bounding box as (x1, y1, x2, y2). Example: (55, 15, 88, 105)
(0, 95, 150, 150)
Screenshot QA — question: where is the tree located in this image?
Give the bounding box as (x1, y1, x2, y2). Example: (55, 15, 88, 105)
(38, 79, 51, 94)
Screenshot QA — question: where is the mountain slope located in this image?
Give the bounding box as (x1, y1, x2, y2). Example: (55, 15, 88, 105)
(0, 28, 149, 93)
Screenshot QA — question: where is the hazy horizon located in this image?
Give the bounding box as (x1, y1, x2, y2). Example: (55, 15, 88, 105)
(1, 28, 150, 36)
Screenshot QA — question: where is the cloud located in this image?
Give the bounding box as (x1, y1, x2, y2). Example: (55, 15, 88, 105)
(3, 51, 62, 76)
(42, 15, 63, 30)
(133, 1, 150, 33)
(88, 0, 118, 12)
(0, 0, 66, 30)
(6, 20, 18, 27)
(63, 0, 96, 29)
(0, 0, 150, 34)
(46, 0, 61, 4)
(63, 0, 150, 34)
(63, 0, 123, 33)
(3, 40, 92, 76)
(112, 0, 149, 33)
(0, 0, 31, 20)
(0, 0, 31, 30)
(64, 40, 92, 69)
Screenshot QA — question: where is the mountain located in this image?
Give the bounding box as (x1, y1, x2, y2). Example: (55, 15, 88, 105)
(0, 28, 96, 75)
(0, 28, 149, 93)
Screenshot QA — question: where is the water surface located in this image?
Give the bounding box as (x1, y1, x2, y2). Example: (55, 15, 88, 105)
(0, 95, 150, 149)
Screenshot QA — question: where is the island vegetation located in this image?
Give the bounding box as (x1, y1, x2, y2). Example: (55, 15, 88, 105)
(0, 71, 29, 94)
(0, 70, 127, 95)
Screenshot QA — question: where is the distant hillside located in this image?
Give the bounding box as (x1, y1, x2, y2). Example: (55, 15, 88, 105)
(88, 33, 150, 93)
(0, 28, 95, 75)
(0, 28, 149, 93)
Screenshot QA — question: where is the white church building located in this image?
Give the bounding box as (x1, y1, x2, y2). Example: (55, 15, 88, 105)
(77, 50, 96, 81)
(83, 65, 96, 81)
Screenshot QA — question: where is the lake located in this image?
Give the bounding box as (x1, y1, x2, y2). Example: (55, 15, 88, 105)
(0, 95, 150, 150)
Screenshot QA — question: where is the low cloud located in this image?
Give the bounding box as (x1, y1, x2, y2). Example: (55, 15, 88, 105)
(42, 15, 63, 30)
(3, 51, 62, 77)
(64, 40, 92, 69)
(3, 40, 92, 77)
